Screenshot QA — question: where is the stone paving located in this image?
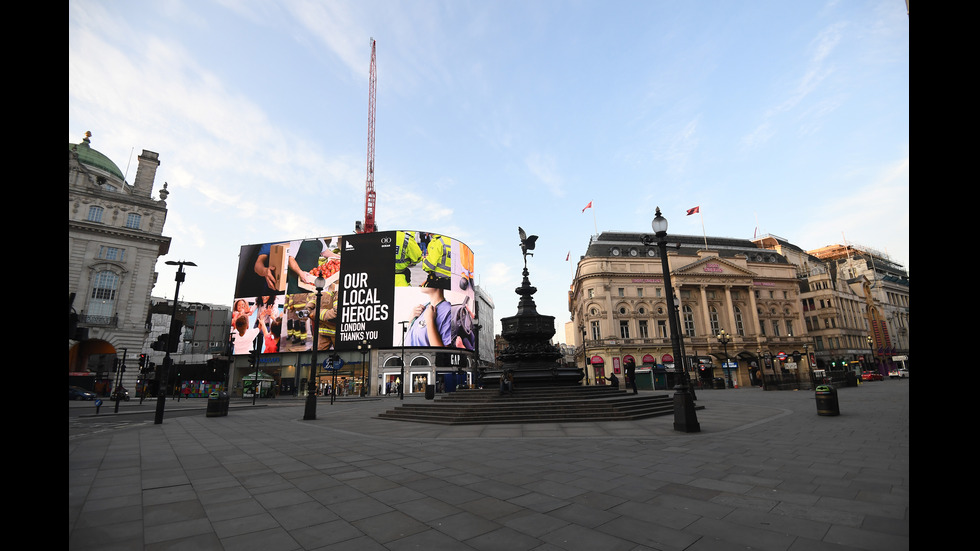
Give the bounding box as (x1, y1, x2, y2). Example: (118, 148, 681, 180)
(69, 380, 909, 550)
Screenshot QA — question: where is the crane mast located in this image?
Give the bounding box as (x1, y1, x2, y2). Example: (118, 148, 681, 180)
(360, 38, 378, 233)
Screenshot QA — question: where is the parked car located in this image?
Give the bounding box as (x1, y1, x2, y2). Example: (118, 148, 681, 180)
(861, 371, 883, 382)
(888, 368, 909, 379)
(110, 386, 131, 401)
(69, 386, 96, 400)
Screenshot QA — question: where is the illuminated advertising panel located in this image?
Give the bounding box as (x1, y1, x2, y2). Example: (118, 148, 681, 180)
(231, 231, 475, 354)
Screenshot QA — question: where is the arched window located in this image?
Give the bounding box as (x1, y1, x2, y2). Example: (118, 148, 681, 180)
(734, 307, 745, 336)
(87, 270, 119, 318)
(683, 305, 695, 337)
(709, 306, 720, 334)
(87, 205, 104, 222)
(125, 213, 142, 229)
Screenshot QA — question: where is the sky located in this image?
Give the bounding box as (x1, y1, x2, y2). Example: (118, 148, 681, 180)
(69, 0, 909, 342)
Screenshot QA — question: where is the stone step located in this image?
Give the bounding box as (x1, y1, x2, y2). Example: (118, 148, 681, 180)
(437, 386, 633, 402)
(377, 388, 678, 425)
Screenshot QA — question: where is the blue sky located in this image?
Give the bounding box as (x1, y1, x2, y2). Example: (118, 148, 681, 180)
(69, 1, 909, 341)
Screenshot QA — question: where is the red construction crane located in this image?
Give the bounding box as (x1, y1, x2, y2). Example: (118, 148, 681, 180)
(357, 38, 378, 234)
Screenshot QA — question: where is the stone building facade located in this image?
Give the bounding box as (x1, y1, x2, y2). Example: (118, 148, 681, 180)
(569, 232, 812, 389)
(69, 132, 171, 392)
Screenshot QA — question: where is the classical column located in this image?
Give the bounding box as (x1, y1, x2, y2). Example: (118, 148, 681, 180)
(724, 285, 737, 334)
(698, 285, 711, 336)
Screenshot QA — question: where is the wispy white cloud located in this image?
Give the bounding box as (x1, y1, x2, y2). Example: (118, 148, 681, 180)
(525, 153, 565, 196)
(740, 21, 848, 150)
(653, 115, 700, 174)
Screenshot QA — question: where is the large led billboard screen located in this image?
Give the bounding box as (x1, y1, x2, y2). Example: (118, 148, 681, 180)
(231, 231, 475, 355)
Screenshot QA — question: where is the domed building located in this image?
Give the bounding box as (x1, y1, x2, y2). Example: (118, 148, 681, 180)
(69, 132, 172, 394)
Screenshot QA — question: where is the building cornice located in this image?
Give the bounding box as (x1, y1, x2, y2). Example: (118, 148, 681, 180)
(69, 219, 172, 254)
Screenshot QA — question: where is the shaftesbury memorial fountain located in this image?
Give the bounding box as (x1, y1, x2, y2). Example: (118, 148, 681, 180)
(484, 228, 584, 387)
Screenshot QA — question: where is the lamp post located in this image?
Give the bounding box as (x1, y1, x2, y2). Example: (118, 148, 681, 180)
(303, 276, 326, 420)
(648, 207, 699, 432)
(473, 322, 482, 388)
(717, 329, 732, 389)
(155, 260, 195, 424)
(866, 334, 875, 374)
(358, 339, 371, 397)
(399, 321, 408, 400)
(803, 342, 811, 385)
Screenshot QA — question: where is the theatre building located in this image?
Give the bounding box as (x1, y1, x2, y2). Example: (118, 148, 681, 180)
(569, 232, 813, 390)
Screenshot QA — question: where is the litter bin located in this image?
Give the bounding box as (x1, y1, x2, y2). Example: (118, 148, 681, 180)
(425, 384, 435, 400)
(206, 391, 230, 417)
(814, 385, 839, 416)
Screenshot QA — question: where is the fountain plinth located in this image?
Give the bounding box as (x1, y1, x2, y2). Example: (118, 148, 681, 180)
(485, 228, 583, 388)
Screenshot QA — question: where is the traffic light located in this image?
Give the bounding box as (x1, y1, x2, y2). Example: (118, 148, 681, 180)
(151, 334, 168, 351)
(139, 354, 147, 369)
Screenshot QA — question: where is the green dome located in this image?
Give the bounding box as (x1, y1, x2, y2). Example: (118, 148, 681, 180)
(70, 133, 125, 181)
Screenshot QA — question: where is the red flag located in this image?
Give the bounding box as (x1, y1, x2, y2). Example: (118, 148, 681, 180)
(686, 206, 700, 216)
(582, 201, 592, 213)
(565, 251, 570, 261)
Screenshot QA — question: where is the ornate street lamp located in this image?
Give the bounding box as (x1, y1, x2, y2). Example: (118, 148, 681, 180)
(303, 275, 326, 420)
(866, 334, 875, 373)
(399, 321, 409, 400)
(649, 207, 699, 432)
(358, 339, 371, 397)
(155, 260, 195, 425)
(717, 329, 733, 389)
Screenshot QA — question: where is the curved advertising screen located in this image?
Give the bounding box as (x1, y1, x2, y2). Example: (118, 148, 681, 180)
(231, 231, 475, 355)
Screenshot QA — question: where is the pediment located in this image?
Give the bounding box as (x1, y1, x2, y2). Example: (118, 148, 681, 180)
(674, 256, 754, 278)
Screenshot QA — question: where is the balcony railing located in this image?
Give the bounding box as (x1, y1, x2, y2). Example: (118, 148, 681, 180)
(79, 314, 118, 327)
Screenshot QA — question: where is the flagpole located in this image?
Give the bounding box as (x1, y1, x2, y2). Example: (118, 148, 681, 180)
(700, 210, 707, 250)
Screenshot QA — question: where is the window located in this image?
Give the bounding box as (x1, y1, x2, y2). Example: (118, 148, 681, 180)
(591, 321, 601, 340)
(638, 320, 649, 339)
(709, 307, 720, 335)
(618, 288, 624, 297)
(588, 289, 594, 299)
(683, 306, 695, 337)
(637, 288, 643, 297)
(734, 307, 744, 336)
(87, 206, 104, 222)
(657, 319, 668, 338)
(125, 213, 142, 229)
(619, 321, 630, 339)
(771, 320, 781, 337)
(759, 319, 767, 335)
(785, 320, 793, 336)
(99, 246, 125, 261)
(87, 270, 119, 318)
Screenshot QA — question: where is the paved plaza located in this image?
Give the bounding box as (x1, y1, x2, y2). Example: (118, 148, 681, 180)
(69, 381, 909, 550)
